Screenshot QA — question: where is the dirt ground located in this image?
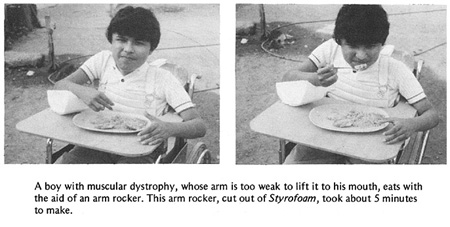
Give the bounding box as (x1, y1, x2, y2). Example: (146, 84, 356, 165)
(4, 4, 220, 164)
(235, 4, 447, 164)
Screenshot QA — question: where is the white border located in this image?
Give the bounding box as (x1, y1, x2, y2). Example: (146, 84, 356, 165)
(1, 1, 449, 226)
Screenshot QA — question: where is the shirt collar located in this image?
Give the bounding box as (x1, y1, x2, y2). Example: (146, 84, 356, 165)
(115, 61, 150, 78)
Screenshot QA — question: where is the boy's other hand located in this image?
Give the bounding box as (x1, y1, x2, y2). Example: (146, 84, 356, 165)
(81, 89, 114, 111)
(137, 113, 174, 146)
(380, 117, 415, 144)
(317, 64, 338, 87)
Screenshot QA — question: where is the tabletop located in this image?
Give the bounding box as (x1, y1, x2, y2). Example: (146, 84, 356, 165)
(250, 98, 417, 162)
(16, 108, 181, 157)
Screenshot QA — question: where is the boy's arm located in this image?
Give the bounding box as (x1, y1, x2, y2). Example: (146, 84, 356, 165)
(411, 98, 440, 131)
(172, 107, 207, 139)
(54, 68, 114, 111)
(282, 59, 318, 82)
(382, 98, 439, 144)
(282, 59, 337, 87)
(137, 107, 206, 145)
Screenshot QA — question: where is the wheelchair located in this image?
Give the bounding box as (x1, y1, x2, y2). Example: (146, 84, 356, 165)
(47, 57, 211, 164)
(279, 45, 431, 164)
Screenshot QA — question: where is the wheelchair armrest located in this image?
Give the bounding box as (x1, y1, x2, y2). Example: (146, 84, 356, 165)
(188, 74, 201, 98)
(396, 130, 430, 164)
(415, 59, 424, 80)
(417, 130, 430, 164)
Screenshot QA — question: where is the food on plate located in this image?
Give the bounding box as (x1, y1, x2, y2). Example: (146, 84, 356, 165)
(90, 114, 147, 131)
(333, 118, 355, 128)
(327, 110, 386, 128)
(123, 117, 148, 130)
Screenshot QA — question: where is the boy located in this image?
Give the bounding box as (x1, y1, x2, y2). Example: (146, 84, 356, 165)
(55, 6, 206, 164)
(282, 5, 439, 164)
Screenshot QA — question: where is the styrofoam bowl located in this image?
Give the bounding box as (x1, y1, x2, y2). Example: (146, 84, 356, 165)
(47, 90, 88, 115)
(276, 81, 327, 106)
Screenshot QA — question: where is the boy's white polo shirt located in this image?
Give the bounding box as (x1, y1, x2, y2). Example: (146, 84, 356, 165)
(80, 50, 194, 116)
(309, 39, 426, 108)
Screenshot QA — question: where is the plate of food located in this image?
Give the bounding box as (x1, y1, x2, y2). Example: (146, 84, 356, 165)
(73, 110, 150, 133)
(309, 104, 389, 133)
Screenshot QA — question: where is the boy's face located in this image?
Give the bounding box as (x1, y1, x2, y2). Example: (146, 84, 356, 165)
(340, 39, 383, 70)
(111, 33, 152, 75)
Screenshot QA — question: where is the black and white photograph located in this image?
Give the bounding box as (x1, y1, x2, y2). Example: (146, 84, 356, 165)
(1, 2, 449, 226)
(236, 4, 446, 164)
(4, 4, 219, 164)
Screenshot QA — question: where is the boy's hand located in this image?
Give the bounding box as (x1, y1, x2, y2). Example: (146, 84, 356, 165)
(80, 89, 114, 111)
(317, 64, 338, 87)
(380, 117, 416, 144)
(137, 113, 174, 145)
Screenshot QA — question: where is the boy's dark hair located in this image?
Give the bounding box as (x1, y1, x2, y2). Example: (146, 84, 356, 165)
(106, 6, 160, 51)
(333, 5, 390, 46)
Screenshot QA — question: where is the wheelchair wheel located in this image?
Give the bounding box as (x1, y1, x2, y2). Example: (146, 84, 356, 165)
(187, 142, 211, 164)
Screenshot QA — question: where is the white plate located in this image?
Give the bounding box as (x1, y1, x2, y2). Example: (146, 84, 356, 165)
(73, 110, 150, 133)
(309, 104, 389, 133)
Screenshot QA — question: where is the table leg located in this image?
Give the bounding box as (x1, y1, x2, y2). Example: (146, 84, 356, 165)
(46, 138, 53, 164)
(279, 139, 286, 164)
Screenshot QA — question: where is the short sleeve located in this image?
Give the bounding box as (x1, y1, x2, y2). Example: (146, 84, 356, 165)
(391, 59, 426, 104)
(156, 69, 195, 113)
(309, 39, 336, 68)
(79, 50, 110, 82)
